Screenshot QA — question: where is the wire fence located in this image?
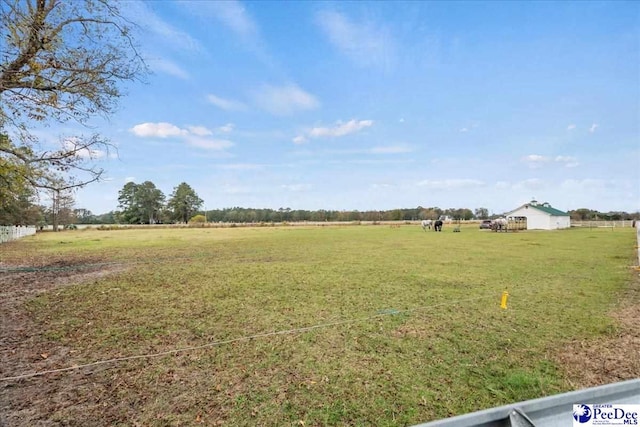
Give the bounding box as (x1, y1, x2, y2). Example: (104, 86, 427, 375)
(0, 294, 500, 382)
(0, 226, 36, 244)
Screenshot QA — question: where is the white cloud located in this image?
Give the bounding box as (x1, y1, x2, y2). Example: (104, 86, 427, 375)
(182, 0, 276, 67)
(187, 126, 213, 136)
(185, 136, 233, 150)
(316, 10, 394, 68)
(124, 177, 136, 183)
(130, 122, 233, 151)
(567, 124, 576, 131)
(207, 94, 247, 111)
(292, 135, 307, 144)
(148, 58, 190, 80)
(523, 154, 579, 169)
(218, 123, 235, 133)
(218, 163, 263, 170)
(349, 157, 406, 165)
(307, 119, 373, 139)
(253, 84, 320, 115)
(416, 179, 484, 190)
(125, 1, 203, 52)
(370, 145, 412, 154)
(560, 179, 622, 193)
(523, 154, 550, 168)
(459, 122, 479, 133)
(204, 0, 258, 40)
(496, 179, 556, 192)
(130, 122, 187, 138)
(589, 123, 599, 133)
(512, 178, 545, 190)
(319, 147, 415, 160)
(371, 183, 395, 190)
(555, 155, 579, 168)
(281, 184, 312, 192)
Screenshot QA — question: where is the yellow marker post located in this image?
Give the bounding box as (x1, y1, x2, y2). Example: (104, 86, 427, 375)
(500, 291, 509, 309)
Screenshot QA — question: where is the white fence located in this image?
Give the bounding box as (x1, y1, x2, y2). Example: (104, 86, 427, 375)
(637, 223, 640, 267)
(571, 220, 637, 228)
(0, 226, 37, 244)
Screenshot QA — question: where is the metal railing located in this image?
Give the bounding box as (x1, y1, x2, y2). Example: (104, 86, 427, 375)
(412, 378, 640, 427)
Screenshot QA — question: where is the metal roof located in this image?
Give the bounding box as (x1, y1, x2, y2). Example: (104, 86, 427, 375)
(508, 202, 569, 217)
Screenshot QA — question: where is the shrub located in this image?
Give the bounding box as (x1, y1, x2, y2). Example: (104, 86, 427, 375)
(189, 214, 206, 224)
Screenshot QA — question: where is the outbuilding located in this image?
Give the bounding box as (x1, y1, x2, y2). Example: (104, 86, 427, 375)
(505, 200, 571, 230)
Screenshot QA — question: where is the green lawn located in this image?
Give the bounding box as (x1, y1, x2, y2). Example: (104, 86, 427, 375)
(2, 225, 636, 426)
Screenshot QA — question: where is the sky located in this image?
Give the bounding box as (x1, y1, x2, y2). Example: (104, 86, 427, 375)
(55, 1, 640, 215)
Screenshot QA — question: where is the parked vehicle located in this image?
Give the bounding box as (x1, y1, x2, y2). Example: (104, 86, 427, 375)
(479, 220, 493, 229)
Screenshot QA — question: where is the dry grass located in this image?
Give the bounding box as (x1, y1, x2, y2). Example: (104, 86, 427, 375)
(1, 225, 637, 426)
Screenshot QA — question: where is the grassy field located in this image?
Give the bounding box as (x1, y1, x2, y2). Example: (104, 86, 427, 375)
(1, 224, 637, 426)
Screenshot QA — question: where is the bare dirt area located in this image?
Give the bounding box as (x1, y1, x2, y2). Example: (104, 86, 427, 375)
(0, 256, 127, 427)
(555, 269, 640, 388)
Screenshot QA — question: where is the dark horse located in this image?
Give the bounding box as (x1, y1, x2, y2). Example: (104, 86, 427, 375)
(433, 220, 443, 232)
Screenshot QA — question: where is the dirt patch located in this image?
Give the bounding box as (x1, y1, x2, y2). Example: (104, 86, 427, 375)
(0, 257, 127, 426)
(555, 270, 640, 388)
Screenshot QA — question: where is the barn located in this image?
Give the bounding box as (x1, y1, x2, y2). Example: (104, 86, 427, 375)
(505, 200, 571, 230)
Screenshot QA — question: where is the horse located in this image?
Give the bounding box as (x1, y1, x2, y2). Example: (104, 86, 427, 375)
(433, 220, 443, 232)
(421, 219, 433, 231)
(492, 217, 508, 232)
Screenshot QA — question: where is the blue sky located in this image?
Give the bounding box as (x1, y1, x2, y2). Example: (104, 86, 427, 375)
(62, 1, 638, 215)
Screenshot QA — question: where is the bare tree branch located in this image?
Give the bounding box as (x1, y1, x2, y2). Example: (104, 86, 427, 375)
(0, 0, 147, 222)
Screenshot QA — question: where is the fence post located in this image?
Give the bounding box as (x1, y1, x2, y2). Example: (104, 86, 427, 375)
(636, 222, 640, 267)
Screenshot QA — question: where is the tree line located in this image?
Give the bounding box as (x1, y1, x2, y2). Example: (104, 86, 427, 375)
(201, 206, 481, 223)
(567, 209, 639, 221)
(39, 179, 640, 226)
(3, 175, 639, 227)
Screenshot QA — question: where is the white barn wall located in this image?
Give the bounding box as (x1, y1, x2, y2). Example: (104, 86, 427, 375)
(507, 205, 571, 230)
(508, 206, 548, 229)
(554, 216, 571, 229)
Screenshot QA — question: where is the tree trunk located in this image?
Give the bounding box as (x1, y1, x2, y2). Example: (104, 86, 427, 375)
(52, 190, 59, 232)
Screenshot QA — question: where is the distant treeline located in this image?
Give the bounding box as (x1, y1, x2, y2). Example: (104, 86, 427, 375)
(568, 208, 639, 221)
(203, 207, 472, 223)
(77, 207, 476, 224)
(73, 206, 639, 224)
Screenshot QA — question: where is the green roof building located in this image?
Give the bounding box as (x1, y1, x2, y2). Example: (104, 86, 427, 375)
(505, 200, 571, 230)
